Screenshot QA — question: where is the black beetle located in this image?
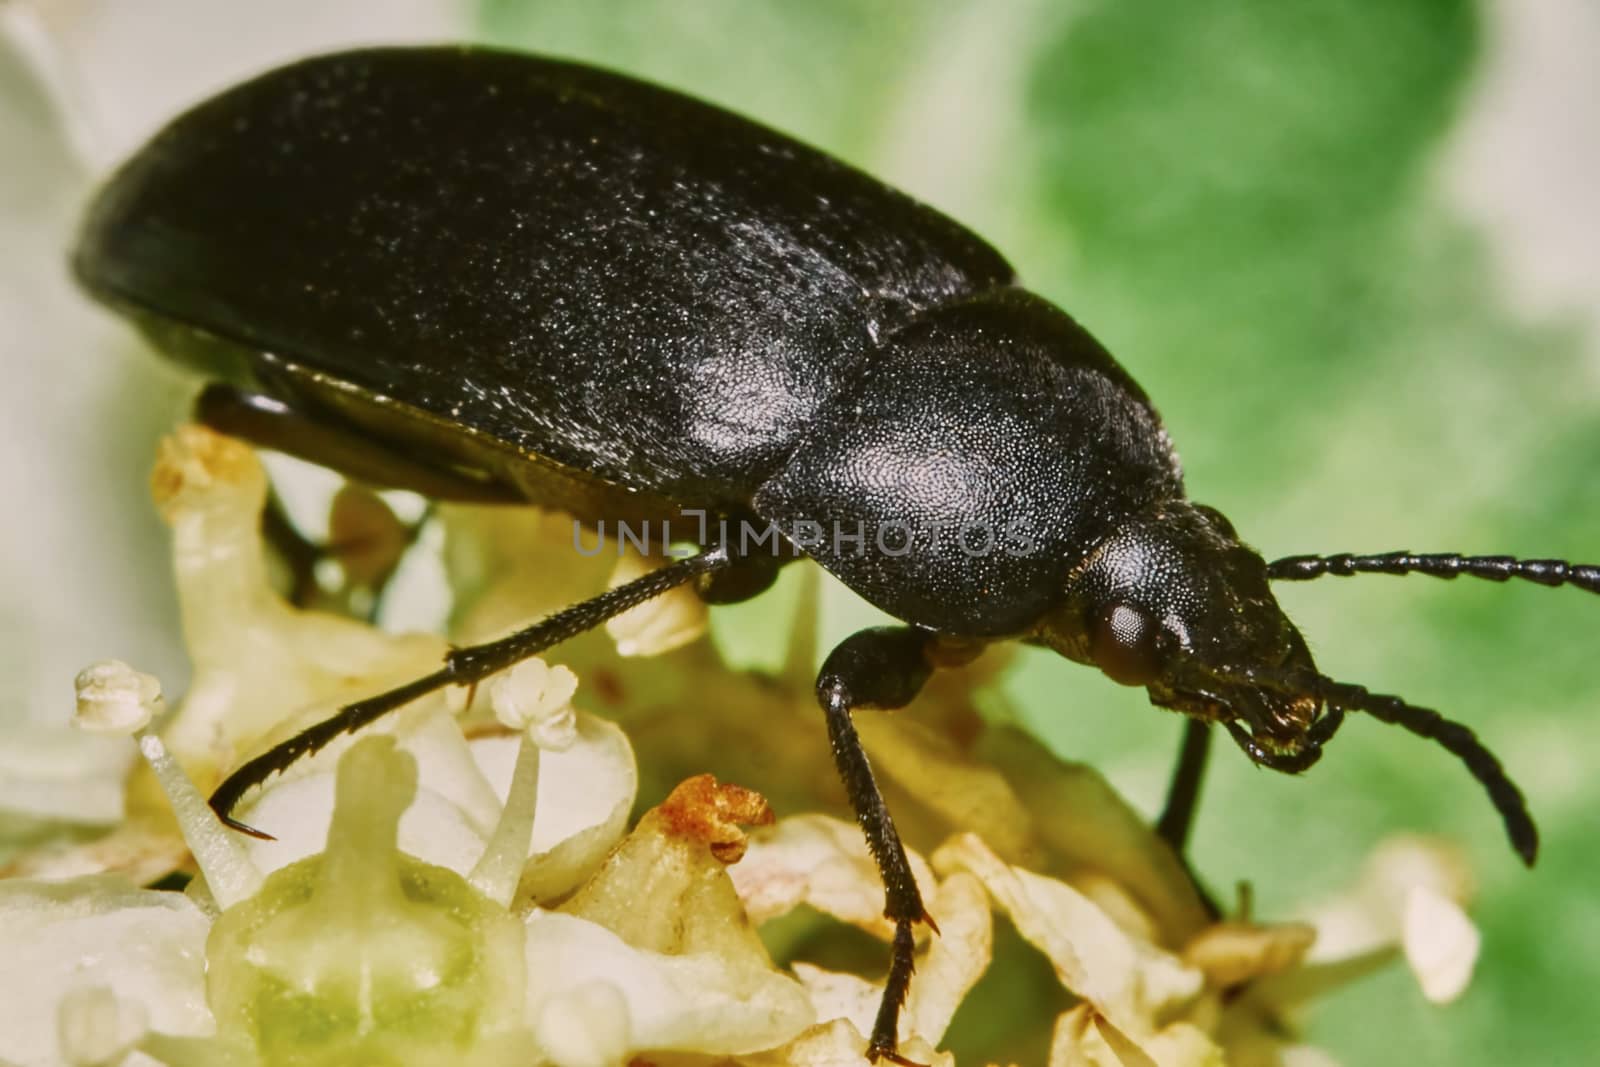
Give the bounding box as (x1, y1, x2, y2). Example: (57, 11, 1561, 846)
(73, 45, 1598, 1063)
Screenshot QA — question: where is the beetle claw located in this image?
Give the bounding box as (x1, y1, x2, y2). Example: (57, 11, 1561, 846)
(217, 811, 276, 841)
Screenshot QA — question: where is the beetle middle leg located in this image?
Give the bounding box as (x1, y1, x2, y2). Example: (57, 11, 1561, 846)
(815, 625, 940, 1065)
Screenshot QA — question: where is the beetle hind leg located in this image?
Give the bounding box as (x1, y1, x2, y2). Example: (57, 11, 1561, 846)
(815, 626, 940, 1063)
(195, 382, 520, 502)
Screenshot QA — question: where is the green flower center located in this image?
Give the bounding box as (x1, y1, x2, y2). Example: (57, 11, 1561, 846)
(203, 737, 529, 1066)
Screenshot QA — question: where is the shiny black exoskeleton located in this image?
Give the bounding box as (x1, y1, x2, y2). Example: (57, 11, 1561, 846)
(74, 46, 1599, 1063)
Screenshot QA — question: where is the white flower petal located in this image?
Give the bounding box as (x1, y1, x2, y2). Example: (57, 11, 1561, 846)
(790, 963, 879, 1039)
(57, 985, 147, 1067)
(403, 709, 505, 835)
(1402, 885, 1480, 1003)
(905, 870, 993, 1044)
(533, 980, 632, 1067)
(524, 910, 812, 1056)
(0, 878, 211, 1067)
(0, 725, 132, 827)
(1303, 835, 1474, 965)
(236, 770, 488, 878)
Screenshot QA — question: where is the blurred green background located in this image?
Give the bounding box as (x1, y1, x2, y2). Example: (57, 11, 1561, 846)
(491, 4, 1600, 1064)
(4, 1, 1597, 1064)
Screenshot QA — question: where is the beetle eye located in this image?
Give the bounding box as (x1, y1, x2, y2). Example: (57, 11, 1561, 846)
(1091, 603, 1164, 686)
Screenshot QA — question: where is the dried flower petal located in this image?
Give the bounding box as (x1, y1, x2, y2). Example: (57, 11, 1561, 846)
(1049, 1004, 1222, 1067)
(742, 1017, 952, 1067)
(562, 775, 774, 961)
(731, 814, 937, 940)
(1182, 921, 1317, 988)
(934, 833, 1202, 1036)
(784, 868, 991, 1051)
(656, 772, 774, 864)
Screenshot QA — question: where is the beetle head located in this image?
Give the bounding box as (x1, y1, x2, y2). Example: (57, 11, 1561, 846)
(1035, 499, 1541, 865)
(1038, 500, 1335, 770)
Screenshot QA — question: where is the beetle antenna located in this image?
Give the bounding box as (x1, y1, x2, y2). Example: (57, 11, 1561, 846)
(1268, 552, 1600, 593)
(1319, 678, 1537, 866)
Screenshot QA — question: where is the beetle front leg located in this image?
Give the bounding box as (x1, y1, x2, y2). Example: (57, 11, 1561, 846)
(815, 626, 938, 1064)
(209, 547, 732, 834)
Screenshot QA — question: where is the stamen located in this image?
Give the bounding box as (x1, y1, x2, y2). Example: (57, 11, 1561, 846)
(73, 660, 263, 907)
(139, 734, 264, 908)
(469, 659, 581, 905)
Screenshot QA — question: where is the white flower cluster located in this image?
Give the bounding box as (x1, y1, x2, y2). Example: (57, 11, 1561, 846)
(0, 429, 1482, 1067)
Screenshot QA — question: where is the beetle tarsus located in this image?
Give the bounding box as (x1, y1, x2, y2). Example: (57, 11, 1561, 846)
(865, 921, 923, 1065)
(217, 813, 276, 841)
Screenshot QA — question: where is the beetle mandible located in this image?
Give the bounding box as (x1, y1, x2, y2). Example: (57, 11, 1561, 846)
(73, 45, 1598, 1064)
